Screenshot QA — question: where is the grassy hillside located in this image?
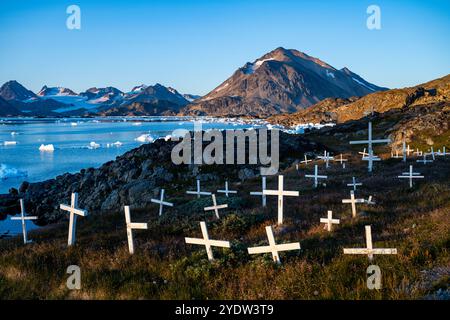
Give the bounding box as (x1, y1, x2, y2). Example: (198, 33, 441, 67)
(0, 149, 448, 299)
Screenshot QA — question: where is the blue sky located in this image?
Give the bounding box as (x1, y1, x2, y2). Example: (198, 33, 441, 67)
(0, 0, 449, 95)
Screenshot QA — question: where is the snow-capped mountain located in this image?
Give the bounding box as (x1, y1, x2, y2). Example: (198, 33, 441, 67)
(181, 47, 388, 116)
(37, 86, 78, 97)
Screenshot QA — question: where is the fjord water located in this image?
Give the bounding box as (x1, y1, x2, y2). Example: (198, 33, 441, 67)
(0, 117, 255, 236)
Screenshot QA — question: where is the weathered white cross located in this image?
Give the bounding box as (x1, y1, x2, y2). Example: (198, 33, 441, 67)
(318, 151, 334, 168)
(416, 154, 433, 164)
(217, 181, 237, 197)
(334, 154, 348, 167)
(364, 196, 376, 205)
(320, 210, 340, 232)
(186, 179, 212, 198)
(300, 154, 312, 165)
(60, 193, 88, 246)
(406, 145, 413, 156)
(414, 148, 423, 157)
(347, 176, 362, 191)
(341, 190, 365, 218)
(426, 147, 436, 161)
(204, 194, 228, 219)
(263, 175, 299, 225)
(343, 225, 397, 261)
(358, 148, 369, 158)
(391, 150, 402, 159)
(349, 122, 390, 172)
(398, 165, 424, 188)
(250, 176, 267, 207)
(305, 164, 328, 188)
(10, 199, 37, 244)
(124, 205, 148, 254)
(151, 189, 174, 216)
(185, 221, 230, 261)
(247, 226, 301, 264)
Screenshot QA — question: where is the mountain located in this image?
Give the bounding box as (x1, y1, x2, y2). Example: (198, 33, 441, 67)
(0, 96, 22, 116)
(269, 74, 450, 126)
(0, 80, 37, 101)
(79, 87, 124, 105)
(124, 83, 190, 107)
(180, 47, 387, 117)
(37, 86, 78, 97)
(182, 94, 202, 102)
(97, 101, 183, 116)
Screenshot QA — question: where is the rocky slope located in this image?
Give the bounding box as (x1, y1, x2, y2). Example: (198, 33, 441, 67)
(269, 74, 450, 126)
(0, 96, 21, 116)
(180, 47, 387, 117)
(0, 132, 323, 224)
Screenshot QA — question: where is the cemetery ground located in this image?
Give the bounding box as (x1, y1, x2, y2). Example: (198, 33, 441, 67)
(0, 150, 448, 300)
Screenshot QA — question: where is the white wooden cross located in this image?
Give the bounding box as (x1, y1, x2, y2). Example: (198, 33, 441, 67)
(124, 205, 148, 254)
(185, 221, 230, 261)
(247, 226, 300, 264)
(438, 146, 449, 156)
(204, 194, 228, 219)
(186, 179, 212, 198)
(60, 193, 88, 246)
(305, 164, 327, 188)
(398, 165, 424, 188)
(343, 225, 397, 261)
(342, 190, 365, 218)
(151, 189, 174, 216)
(10, 199, 37, 244)
(263, 175, 299, 225)
(334, 154, 348, 168)
(300, 154, 312, 165)
(364, 196, 376, 205)
(426, 147, 436, 161)
(414, 148, 423, 157)
(318, 151, 334, 168)
(358, 148, 369, 158)
(320, 210, 340, 231)
(406, 145, 413, 156)
(347, 176, 362, 191)
(416, 154, 433, 164)
(349, 122, 390, 172)
(402, 133, 407, 162)
(217, 181, 237, 197)
(250, 176, 267, 207)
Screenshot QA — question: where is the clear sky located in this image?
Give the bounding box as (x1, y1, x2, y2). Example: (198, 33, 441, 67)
(0, 0, 449, 95)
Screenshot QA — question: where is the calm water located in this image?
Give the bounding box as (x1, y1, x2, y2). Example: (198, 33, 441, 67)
(0, 117, 257, 236)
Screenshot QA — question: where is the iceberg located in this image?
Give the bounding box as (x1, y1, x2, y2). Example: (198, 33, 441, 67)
(135, 134, 155, 143)
(39, 144, 55, 152)
(3, 141, 17, 146)
(0, 164, 28, 180)
(88, 141, 101, 149)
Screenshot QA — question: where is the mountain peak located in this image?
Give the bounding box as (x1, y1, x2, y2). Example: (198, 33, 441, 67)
(0, 80, 37, 101)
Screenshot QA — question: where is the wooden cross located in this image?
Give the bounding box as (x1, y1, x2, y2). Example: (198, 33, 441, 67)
(263, 175, 299, 225)
(300, 154, 312, 165)
(426, 147, 436, 161)
(60, 193, 88, 246)
(402, 133, 407, 162)
(398, 165, 424, 188)
(217, 181, 237, 197)
(414, 148, 422, 157)
(364, 196, 376, 205)
(341, 190, 365, 218)
(185, 221, 230, 261)
(250, 176, 267, 207)
(347, 176, 362, 191)
(186, 179, 212, 198)
(349, 122, 390, 172)
(406, 145, 413, 156)
(151, 189, 174, 216)
(334, 154, 348, 167)
(358, 148, 369, 158)
(320, 210, 340, 231)
(437, 146, 449, 156)
(124, 205, 148, 254)
(416, 154, 433, 164)
(305, 164, 327, 188)
(391, 150, 402, 159)
(247, 226, 300, 264)
(343, 225, 397, 261)
(318, 151, 334, 168)
(204, 194, 228, 219)
(10, 199, 37, 244)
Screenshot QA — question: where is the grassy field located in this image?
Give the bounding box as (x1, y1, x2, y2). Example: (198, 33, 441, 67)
(0, 150, 448, 300)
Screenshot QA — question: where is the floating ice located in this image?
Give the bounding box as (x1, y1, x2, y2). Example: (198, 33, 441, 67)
(107, 141, 123, 148)
(135, 134, 155, 143)
(39, 144, 55, 152)
(3, 141, 17, 146)
(88, 141, 101, 149)
(0, 164, 28, 180)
